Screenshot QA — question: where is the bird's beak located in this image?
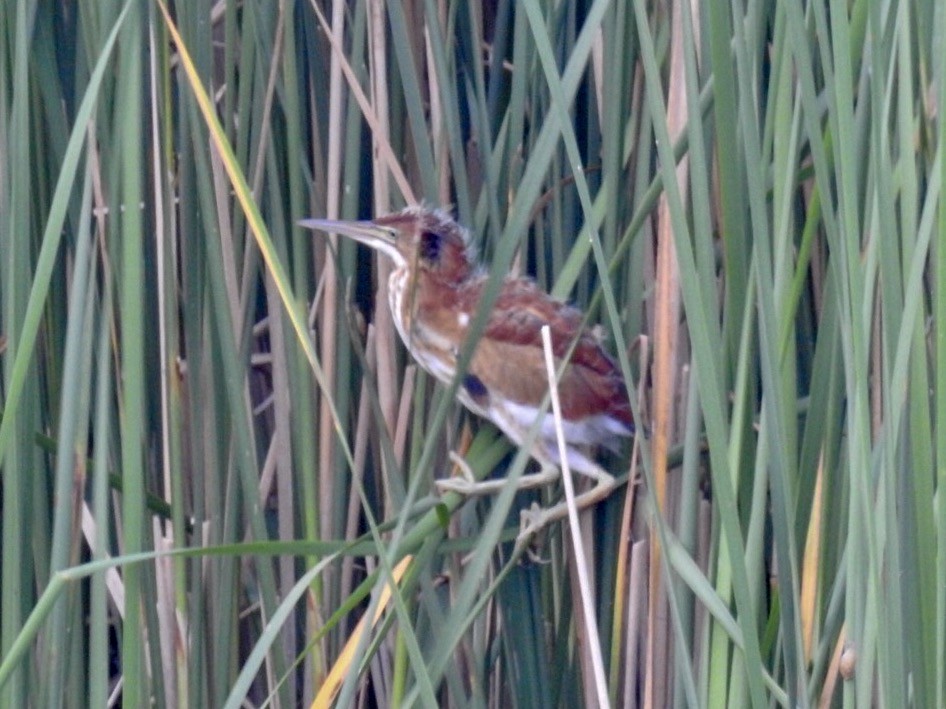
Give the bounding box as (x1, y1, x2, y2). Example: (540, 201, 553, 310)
(299, 218, 401, 263)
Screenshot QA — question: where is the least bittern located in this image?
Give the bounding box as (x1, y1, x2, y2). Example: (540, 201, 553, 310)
(301, 206, 633, 538)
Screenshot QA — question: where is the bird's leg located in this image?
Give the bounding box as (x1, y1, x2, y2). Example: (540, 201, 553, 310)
(516, 462, 616, 545)
(436, 451, 560, 496)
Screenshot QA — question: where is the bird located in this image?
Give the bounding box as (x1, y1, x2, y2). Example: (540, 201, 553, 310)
(300, 205, 633, 539)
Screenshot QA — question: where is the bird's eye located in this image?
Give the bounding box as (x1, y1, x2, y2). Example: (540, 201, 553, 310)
(419, 230, 442, 263)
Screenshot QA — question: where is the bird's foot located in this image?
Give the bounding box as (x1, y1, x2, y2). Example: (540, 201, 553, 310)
(517, 503, 546, 538)
(514, 503, 551, 560)
(435, 451, 480, 495)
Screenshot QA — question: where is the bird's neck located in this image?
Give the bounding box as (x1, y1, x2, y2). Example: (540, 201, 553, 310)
(386, 267, 483, 385)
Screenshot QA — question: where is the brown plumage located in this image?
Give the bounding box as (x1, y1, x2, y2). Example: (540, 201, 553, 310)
(301, 206, 632, 530)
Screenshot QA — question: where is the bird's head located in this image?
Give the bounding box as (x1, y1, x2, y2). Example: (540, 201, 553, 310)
(300, 205, 478, 287)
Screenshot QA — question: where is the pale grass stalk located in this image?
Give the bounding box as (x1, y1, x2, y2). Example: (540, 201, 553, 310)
(540, 325, 609, 708)
(425, 2, 451, 203)
(393, 365, 418, 465)
(148, 10, 190, 696)
(307, 259, 328, 327)
(316, 0, 346, 551)
(248, 7, 283, 200)
(610, 336, 646, 697)
(257, 435, 279, 502)
(819, 628, 847, 708)
(152, 520, 178, 708)
(80, 503, 126, 617)
(647, 0, 692, 701)
(566, 542, 598, 708)
(801, 451, 826, 663)
(208, 144, 242, 334)
(306, 0, 415, 202)
(240, 13, 286, 336)
(623, 538, 649, 708)
(367, 0, 399, 442)
(264, 269, 298, 685)
(108, 678, 124, 707)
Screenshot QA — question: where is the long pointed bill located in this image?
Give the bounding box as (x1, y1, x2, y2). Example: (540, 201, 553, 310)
(299, 218, 402, 265)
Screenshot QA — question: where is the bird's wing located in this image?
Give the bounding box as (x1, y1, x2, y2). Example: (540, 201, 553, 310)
(485, 279, 619, 376)
(466, 278, 633, 428)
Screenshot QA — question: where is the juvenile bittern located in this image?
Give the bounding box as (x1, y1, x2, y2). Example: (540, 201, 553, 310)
(302, 206, 633, 538)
